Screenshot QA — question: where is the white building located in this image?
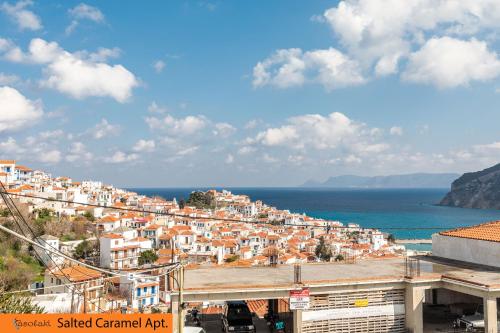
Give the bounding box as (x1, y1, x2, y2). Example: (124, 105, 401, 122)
(432, 221, 500, 268)
(100, 234, 141, 269)
(35, 235, 64, 267)
(119, 274, 160, 310)
(43, 266, 104, 313)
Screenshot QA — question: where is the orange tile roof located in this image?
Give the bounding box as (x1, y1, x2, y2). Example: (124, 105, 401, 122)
(0, 160, 15, 164)
(15, 165, 32, 171)
(52, 265, 102, 282)
(439, 221, 500, 243)
(101, 233, 122, 239)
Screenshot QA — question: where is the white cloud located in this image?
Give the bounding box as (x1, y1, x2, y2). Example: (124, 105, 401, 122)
(390, 126, 403, 136)
(69, 3, 104, 22)
(0, 72, 20, 85)
(39, 129, 64, 140)
(225, 154, 234, 164)
(38, 149, 61, 164)
(323, 0, 500, 68)
(66, 3, 104, 34)
(132, 139, 155, 152)
(213, 122, 236, 138)
(145, 114, 206, 135)
(104, 151, 138, 164)
(0, 86, 43, 132)
(81, 47, 121, 62)
(244, 119, 261, 130)
(253, 48, 365, 90)
(255, 0, 500, 90)
(87, 119, 121, 139)
(1, 0, 42, 31)
(66, 142, 92, 162)
(402, 37, 500, 88)
(148, 101, 168, 114)
(2, 38, 138, 102)
(175, 146, 198, 156)
(237, 146, 256, 155)
(255, 112, 362, 149)
(153, 60, 165, 73)
(0, 137, 23, 154)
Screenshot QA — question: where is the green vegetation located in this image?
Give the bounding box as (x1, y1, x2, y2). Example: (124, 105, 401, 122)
(315, 236, 332, 262)
(138, 250, 159, 265)
(0, 202, 96, 292)
(0, 208, 10, 217)
(225, 255, 240, 263)
(334, 254, 344, 262)
(0, 293, 44, 313)
(387, 234, 396, 243)
(186, 191, 215, 209)
(73, 240, 99, 260)
(82, 211, 95, 222)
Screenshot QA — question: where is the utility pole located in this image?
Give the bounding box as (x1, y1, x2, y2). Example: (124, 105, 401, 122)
(83, 284, 87, 314)
(70, 287, 75, 313)
(177, 266, 184, 333)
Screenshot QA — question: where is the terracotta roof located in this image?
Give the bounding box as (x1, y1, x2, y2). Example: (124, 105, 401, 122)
(15, 165, 32, 171)
(0, 160, 15, 164)
(101, 233, 122, 239)
(439, 221, 500, 243)
(51, 266, 102, 282)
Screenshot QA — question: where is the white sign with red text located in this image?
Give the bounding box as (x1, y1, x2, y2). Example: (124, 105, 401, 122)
(290, 288, 310, 310)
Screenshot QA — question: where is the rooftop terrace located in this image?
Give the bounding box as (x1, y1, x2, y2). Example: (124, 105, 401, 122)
(184, 256, 500, 292)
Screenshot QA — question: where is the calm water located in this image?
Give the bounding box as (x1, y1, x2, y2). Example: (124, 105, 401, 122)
(128, 188, 500, 240)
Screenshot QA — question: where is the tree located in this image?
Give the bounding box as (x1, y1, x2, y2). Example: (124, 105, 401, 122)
(0, 292, 44, 313)
(82, 211, 95, 222)
(387, 234, 396, 243)
(225, 255, 239, 263)
(73, 240, 98, 260)
(335, 254, 344, 262)
(186, 191, 214, 209)
(178, 199, 185, 209)
(315, 236, 332, 262)
(138, 250, 158, 266)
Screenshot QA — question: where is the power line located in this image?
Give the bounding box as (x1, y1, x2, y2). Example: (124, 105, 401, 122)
(0, 183, 108, 313)
(0, 190, 451, 230)
(0, 182, 180, 313)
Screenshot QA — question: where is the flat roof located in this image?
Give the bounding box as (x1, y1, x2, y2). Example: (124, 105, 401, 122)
(183, 256, 500, 292)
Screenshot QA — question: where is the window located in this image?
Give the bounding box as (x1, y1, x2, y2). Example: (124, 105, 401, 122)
(136, 288, 141, 297)
(56, 279, 61, 285)
(150, 297, 154, 304)
(51, 278, 53, 283)
(151, 286, 156, 294)
(142, 299, 146, 305)
(143, 287, 147, 293)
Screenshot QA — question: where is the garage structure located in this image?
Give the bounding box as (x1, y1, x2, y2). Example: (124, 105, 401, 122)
(171, 254, 499, 333)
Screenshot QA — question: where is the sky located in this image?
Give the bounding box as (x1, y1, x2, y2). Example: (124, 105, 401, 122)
(1, 0, 500, 187)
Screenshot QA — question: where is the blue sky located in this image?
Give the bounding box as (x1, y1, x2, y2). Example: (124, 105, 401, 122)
(1, 0, 500, 187)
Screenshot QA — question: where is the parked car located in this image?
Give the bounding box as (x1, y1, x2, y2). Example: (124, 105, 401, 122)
(221, 301, 256, 333)
(454, 304, 500, 331)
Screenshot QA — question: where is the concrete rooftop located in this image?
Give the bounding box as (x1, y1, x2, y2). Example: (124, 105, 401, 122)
(183, 256, 500, 291)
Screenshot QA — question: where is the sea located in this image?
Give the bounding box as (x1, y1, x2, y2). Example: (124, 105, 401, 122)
(128, 188, 500, 251)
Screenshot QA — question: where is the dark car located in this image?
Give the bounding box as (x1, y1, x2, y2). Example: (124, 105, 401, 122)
(221, 301, 256, 333)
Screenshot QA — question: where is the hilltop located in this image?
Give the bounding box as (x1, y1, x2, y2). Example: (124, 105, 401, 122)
(440, 163, 500, 209)
(302, 173, 459, 189)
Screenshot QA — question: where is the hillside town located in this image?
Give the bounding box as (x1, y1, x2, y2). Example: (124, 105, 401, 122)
(0, 159, 404, 313)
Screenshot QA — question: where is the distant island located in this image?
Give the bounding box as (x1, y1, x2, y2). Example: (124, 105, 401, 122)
(440, 163, 500, 209)
(302, 173, 459, 189)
